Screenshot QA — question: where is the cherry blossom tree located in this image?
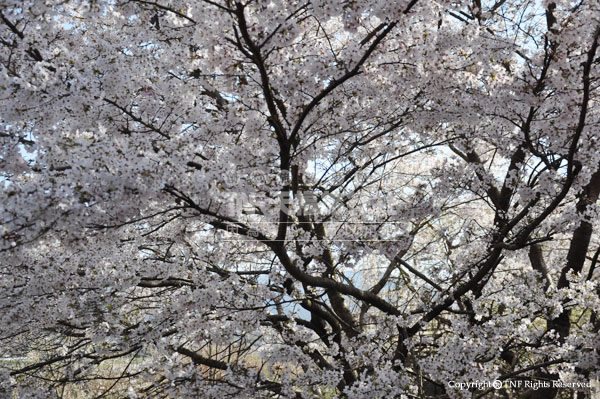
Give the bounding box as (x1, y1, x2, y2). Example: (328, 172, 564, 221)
(2, 0, 600, 398)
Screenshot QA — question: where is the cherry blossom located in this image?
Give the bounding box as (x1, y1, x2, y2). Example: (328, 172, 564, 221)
(2, 1, 600, 398)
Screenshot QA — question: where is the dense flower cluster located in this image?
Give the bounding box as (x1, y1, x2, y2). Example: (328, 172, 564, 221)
(1, 0, 600, 398)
